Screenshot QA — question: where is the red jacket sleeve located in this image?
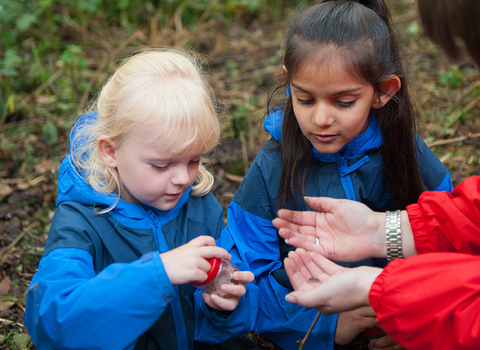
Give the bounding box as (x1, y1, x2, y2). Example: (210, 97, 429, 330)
(406, 176, 480, 254)
(369, 253, 480, 350)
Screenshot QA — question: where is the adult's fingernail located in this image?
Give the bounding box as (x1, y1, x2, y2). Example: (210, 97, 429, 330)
(285, 239, 290, 245)
(285, 294, 296, 303)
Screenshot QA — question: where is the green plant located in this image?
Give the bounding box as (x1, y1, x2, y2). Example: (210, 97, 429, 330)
(228, 99, 251, 140)
(438, 66, 463, 88)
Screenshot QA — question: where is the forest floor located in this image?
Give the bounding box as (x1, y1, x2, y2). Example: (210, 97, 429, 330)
(1, 0, 480, 349)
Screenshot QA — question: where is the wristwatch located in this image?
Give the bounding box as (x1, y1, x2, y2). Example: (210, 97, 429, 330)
(385, 210, 403, 260)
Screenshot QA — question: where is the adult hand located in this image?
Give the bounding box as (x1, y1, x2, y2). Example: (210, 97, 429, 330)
(335, 307, 378, 345)
(273, 197, 386, 262)
(202, 270, 255, 311)
(161, 235, 231, 286)
(369, 334, 407, 350)
(284, 248, 382, 314)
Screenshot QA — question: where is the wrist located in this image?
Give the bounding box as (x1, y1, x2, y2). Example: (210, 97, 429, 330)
(357, 266, 382, 307)
(400, 210, 417, 257)
(372, 212, 388, 258)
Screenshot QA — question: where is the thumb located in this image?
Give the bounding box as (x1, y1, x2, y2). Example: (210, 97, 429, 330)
(285, 292, 297, 304)
(285, 291, 314, 308)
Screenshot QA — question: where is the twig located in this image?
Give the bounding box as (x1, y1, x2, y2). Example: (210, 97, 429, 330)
(223, 65, 280, 84)
(78, 28, 147, 110)
(26, 67, 65, 102)
(198, 0, 220, 23)
(0, 317, 25, 328)
(393, 10, 417, 24)
(225, 172, 244, 183)
(298, 311, 321, 350)
(444, 94, 480, 128)
(173, 0, 194, 32)
(62, 9, 112, 49)
(239, 130, 250, 174)
(0, 222, 40, 266)
(453, 80, 480, 103)
(0, 118, 54, 133)
(427, 132, 480, 147)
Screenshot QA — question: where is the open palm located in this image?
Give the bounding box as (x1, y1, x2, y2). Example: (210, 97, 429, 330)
(274, 197, 385, 262)
(284, 248, 381, 314)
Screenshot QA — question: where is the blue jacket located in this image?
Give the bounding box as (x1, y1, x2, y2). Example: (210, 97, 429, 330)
(25, 113, 259, 350)
(227, 110, 453, 350)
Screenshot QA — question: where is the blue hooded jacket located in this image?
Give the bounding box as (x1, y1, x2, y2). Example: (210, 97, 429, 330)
(24, 113, 259, 350)
(227, 109, 452, 350)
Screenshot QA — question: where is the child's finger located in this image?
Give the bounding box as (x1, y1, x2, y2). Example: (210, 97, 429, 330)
(188, 235, 217, 247)
(232, 271, 254, 283)
(219, 283, 246, 298)
(207, 294, 239, 311)
(197, 246, 231, 260)
(202, 292, 237, 311)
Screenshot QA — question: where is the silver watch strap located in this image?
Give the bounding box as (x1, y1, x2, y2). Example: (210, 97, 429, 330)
(386, 210, 403, 260)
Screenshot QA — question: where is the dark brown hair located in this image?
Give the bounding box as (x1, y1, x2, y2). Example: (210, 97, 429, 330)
(273, 0, 425, 209)
(417, 0, 480, 67)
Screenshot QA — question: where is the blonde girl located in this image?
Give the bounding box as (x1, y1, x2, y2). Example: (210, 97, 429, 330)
(25, 49, 257, 350)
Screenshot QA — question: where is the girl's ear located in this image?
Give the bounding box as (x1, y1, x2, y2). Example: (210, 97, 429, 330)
(282, 65, 288, 77)
(98, 137, 117, 168)
(372, 75, 401, 109)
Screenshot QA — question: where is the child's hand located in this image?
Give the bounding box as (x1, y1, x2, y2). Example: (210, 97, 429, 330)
(202, 270, 254, 311)
(161, 236, 231, 286)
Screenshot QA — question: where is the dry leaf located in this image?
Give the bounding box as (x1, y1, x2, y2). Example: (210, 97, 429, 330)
(0, 276, 12, 294)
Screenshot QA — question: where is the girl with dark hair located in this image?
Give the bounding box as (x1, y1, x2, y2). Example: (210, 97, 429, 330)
(227, 1, 452, 349)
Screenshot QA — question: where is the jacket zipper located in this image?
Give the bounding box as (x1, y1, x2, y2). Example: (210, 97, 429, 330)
(147, 210, 189, 350)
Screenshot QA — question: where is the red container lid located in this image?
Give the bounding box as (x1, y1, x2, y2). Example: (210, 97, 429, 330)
(193, 258, 222, 286)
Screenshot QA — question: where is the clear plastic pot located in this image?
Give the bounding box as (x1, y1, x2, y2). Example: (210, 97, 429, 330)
(192, 258, 238, 298)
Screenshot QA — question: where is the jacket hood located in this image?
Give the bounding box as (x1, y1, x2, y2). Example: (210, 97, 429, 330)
(56, 112, 191, 227)
(264, 107, 383, 162)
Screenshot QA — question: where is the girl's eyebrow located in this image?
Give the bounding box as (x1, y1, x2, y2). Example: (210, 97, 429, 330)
(147, 157, 169, 163)
(291, 82, 362, 96)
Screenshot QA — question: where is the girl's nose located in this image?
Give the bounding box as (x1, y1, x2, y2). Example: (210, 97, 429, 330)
(312, 103, 334, 127)
(172, 165, 190, 185)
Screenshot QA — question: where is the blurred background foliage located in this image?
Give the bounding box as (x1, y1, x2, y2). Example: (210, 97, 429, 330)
(1, 0, 480, 349)
(0, 0, 307, 123)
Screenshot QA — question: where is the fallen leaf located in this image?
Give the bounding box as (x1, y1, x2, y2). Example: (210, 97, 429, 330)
(0, 300, 15, 312)
(0, 276, 11, 294)
(0, 183, 13, 200)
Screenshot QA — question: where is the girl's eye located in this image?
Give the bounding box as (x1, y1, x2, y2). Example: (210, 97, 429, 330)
(152, 164, 168, 171)
(337, 100, 355, 108)
(297, 98, 315, 105)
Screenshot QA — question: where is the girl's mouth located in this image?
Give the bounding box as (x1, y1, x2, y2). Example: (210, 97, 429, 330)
(164, 192, 182, 200)
(314, 134, 337, 143)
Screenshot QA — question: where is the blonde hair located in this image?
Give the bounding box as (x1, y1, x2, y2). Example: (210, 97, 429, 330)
(71, 49, 220, 208)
